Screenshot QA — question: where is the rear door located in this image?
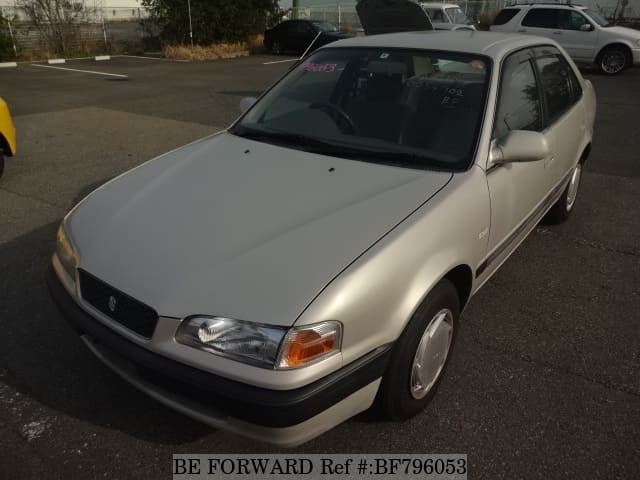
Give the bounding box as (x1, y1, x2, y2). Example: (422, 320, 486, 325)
(519, 7, 561, 41)
(480, 48, 550, 281)
(533, 46, 586, 191)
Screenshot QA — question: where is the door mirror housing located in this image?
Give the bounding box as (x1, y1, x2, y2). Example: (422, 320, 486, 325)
(579, 23, 593, 32)
(490, 130, 550, 166)
(239, 97, 257, 114)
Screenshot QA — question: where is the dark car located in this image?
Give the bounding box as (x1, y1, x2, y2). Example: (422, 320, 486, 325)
(264, 19, 352, 55)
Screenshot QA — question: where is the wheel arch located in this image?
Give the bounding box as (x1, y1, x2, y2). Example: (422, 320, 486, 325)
(596, 42, 632, 66)
(579, 143, 591, 164)
(442, 264, 473, 311)
(0, 133, 13, 157)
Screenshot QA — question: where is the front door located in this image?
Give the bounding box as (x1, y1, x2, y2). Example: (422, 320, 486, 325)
(479, 48, 550, 281)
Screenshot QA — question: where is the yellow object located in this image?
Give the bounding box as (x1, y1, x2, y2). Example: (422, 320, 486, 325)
(0, 97, 17, 156)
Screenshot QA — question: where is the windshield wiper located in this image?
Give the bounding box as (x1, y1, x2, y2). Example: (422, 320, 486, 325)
(233, 128, 337, 151)
(231, 127, 453, 170)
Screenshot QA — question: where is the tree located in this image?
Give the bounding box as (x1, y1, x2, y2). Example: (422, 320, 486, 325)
(17, 0, 98, 55)
(0, 12, 15, 61)
(141, 0, 281, 45)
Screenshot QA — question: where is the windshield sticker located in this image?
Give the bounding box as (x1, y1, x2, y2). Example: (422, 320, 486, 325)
(302, 63, 337, 73)
(379, 53, 390, 59)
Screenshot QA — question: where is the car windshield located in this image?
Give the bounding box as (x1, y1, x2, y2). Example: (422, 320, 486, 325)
(231, 48, 490, 171)
(582, 8, 610, 27)
(311, 21, 337, 32)
(445, 7, 470, 24)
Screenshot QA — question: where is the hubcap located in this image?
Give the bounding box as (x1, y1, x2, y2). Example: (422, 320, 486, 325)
(566, 164, 582, 212)
(410, 309, 454, 399)
(602, 51, 625, 74)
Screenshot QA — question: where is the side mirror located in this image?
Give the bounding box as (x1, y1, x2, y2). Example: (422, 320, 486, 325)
(579, 23, 593, 32)
(239, 96, 257, 114)
(490, 130, 550, 166)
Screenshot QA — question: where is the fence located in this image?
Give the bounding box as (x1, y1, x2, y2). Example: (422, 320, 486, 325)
(0, 7, 155, 60)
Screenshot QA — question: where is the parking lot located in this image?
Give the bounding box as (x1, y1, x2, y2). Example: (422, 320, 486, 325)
(1, 55, 639, 479)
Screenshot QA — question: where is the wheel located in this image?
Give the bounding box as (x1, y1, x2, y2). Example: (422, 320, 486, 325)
(598, 46, 628, 75)
(309, 102, 356, 134)
(377, 279, 459, 420)
(0, 150, 4, 179)
(544, 162, 582, 224)
(271, 41, 282, 55)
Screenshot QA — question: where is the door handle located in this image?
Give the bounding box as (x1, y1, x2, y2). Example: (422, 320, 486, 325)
(517, 28, 526, 33)
(552, 30, 563, 35)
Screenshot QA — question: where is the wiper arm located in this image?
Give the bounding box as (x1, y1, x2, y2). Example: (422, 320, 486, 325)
(232, 127, 337, 151)
(232, 127, 452, 170)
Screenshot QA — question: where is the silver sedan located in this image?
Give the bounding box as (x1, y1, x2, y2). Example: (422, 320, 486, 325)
(48, 30, 596, 446)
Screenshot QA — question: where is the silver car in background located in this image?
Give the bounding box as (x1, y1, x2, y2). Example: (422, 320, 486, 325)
(48, 30, 596, 446)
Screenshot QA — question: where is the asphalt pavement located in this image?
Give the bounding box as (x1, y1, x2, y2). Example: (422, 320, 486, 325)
(0, 55, 638, 479)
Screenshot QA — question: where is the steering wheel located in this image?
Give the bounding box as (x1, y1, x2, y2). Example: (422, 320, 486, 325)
(309, 102, 355, 134)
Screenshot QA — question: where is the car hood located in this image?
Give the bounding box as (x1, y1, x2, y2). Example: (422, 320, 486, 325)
(68, 132, 451, 326)
(433, 22, 476, 31)
(321, 31, 353, 39)
(603, 25, 640, 41)
(356, 0, 433, 35)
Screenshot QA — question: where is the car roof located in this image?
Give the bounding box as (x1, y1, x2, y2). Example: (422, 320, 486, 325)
(502, 4, 587, 10)
(325, 30, 553, 58)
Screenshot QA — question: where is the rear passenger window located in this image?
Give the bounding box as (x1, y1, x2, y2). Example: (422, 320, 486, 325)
(535, 54, 578, 124)
(522, 9, 558, 28)
(492, 9, 520, 26)
(495, 52, 542, 139)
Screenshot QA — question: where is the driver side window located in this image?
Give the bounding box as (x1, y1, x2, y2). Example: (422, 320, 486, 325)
(494, 51, 543, 139)
(559, 10, 592, 31)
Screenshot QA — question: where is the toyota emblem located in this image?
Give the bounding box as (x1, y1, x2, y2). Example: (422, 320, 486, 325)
(108, 295, 117, 312)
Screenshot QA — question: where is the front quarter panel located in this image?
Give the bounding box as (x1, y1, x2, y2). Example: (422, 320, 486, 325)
(296, 166, 491, 366)
(0, 98, 17, 156)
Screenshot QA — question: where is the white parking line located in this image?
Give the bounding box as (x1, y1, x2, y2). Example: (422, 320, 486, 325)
(262, 58, 299, 65)
(30, 63, 129, 78)
(115, 54, 189, 63)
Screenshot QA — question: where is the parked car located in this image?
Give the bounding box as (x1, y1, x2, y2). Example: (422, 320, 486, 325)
(357, 0, 434, 35)
(263, 19, 351, 55)
(0, 97, 16, 178)
(48, 29, 595, 446)
(490, 2, 640, 75)
(420, 2, 476, 30)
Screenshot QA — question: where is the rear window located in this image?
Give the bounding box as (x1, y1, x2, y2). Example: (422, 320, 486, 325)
(492, 8, 520, 26)
(535, 52, 578, 124)
(522, 8, 558, 28)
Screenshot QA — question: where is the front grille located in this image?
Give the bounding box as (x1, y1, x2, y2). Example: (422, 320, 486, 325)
(78, 269, 158, 338)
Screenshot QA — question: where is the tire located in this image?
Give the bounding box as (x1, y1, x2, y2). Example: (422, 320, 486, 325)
(598, 46, 629, 75)
(376, 279, 460, 420)
(271, 40, 282, 55)
(544, 162, 583, 225)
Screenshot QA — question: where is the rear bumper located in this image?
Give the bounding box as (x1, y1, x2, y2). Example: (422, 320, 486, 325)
(46, 264, 390, 446)
(632, 48, 640, 66)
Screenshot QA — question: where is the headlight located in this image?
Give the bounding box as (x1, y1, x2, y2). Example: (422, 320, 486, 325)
(55, 224, 78, 281)
(175, 317, 342, 369)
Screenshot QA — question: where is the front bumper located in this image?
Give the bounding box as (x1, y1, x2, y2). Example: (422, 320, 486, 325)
(633, 48, 640, 66)
(46, 264, 390, 446)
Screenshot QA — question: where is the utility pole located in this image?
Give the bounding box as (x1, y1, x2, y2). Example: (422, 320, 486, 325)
(293, 0, 299, 19)
(187, 0, 194, 47)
